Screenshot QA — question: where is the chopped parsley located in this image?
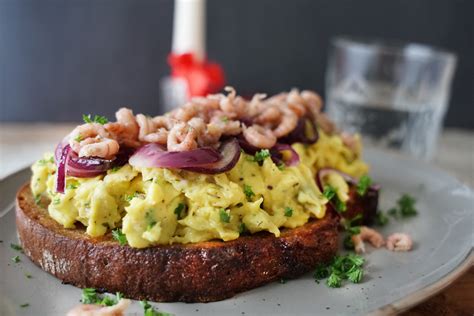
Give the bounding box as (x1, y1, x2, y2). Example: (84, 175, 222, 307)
(238, 223, 247, 234)
(243, 184, 255, 200)
(82, 114, 109, 125)
(10, 243, 23, 252)
(20, 303, 29, 308)
(397, 194, 418, 217)
(277, 162, 285, 171)
(111, 229, 127, 246)
(388, 194, 418, 218)
(140, 300, 173, 316)
(37, 157, 54, 165)
(322, 185, 336, 201)
(81, 288, 99, 304)
(34, 194, 41, 205)
(11, 255, 20, 263)
(66, 183, 78, 190)
(81, 288, 123, 306)
(109, 166, 121, 173)
(174, 203, 186, 219)
(25, 273, 33, 279)
(284, 207, 293, 217)
(375, 211, 389, 226)
(334, 199, 347, 212)
(220, 116, 229, 122)
(253, 149, 271, 165)
(74, 134, 83, 142)
(219, 208, 231, 223)
(313, 254, 365, 288)
(124, 192, 143, 202)
(323, 185, 347, 212)
(52, 197, 60, 205)
(145, 211, 157, 230)
(356, 175, 372, 196)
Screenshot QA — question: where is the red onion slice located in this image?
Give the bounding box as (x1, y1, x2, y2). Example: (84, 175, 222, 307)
(66, 152, 114, 178)
(183, 138, 241, 174)
(270, 143, 300, 167)
(55, 144, 71, 194)
(129, 143, 221, 169)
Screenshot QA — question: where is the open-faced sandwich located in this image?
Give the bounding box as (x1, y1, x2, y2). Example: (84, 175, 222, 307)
(16, 87, 380, 303)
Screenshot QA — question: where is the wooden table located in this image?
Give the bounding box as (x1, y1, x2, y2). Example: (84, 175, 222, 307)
(0, 124, 473, 315)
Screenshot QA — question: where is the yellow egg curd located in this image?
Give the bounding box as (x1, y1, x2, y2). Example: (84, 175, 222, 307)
(31, 131, 368, 248)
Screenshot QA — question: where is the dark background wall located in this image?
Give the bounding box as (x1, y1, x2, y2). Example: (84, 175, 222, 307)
(1, 0, 473, 128)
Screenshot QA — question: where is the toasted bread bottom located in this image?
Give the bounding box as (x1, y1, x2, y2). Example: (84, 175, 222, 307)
(16, 183, 339, 302)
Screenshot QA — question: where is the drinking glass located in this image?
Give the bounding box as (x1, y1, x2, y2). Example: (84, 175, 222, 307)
(325, 37, 457, 160)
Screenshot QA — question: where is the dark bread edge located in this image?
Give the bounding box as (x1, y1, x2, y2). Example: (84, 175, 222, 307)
(16, 183, 339, 302)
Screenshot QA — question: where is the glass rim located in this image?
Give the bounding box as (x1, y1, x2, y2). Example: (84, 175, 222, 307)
(331, 36, 457, 62)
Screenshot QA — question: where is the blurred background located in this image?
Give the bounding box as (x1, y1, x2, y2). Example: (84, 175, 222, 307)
(0, 0, 473, 129)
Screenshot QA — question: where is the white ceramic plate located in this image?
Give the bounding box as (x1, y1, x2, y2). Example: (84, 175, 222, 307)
(0, 149, 472, 316)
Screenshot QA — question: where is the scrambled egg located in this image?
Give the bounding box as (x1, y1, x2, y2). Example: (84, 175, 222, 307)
(31, 131, 368, 248)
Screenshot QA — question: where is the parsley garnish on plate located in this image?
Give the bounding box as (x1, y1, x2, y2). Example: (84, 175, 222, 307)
(20, 303, 29, 308)
(284, 207, 293, 217)
(313, 253, 365, 288)
(111, 229, 128, 246)
(11, 255, 20, 263)
(356, 175, 372, 196)
(140, 300, 173, 316)
(10, 243, 23, 252)
(243, 184, 255, 201)
(219, 208, 231, 223)
(83, 114, 109, 125)
(81, 288, 123, 306)
(253, 149, 271, 165)
(387, 193, 418, 218)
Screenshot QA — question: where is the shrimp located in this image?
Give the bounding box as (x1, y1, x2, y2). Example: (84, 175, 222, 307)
(247, 93, 267, 117)
(288, 101, 307, 117)
(167, 122, 198, 151)
(78, 138, 120, 159)
(66, 298, 131, 316)
(272, 108, 298, 138)
(104, 108, 140, 148)
(135, 114, 169, 144)
(256, 106, 281, 124)
(218, 87, 247, 118)
(301, 90, 323, 118)
(69, 123, 110, 150)
(386, 233, 413, 252)
(316, 112, 337, 135)
(351, 226, 385, 254)
(210, 115, 242, 135)
(243, 124, 277, 149)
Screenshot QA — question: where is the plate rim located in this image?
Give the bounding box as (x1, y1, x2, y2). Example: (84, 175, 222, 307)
(1, 152, 473, 315)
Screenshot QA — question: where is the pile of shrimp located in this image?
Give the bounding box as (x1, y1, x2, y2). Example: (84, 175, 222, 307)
(67, 87, 344, 159)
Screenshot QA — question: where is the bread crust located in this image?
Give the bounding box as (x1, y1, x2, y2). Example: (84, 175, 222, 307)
(16, 183, 339, 302)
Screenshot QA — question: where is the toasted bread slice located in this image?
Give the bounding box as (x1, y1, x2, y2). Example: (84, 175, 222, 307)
(16, 183, 339, 302)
